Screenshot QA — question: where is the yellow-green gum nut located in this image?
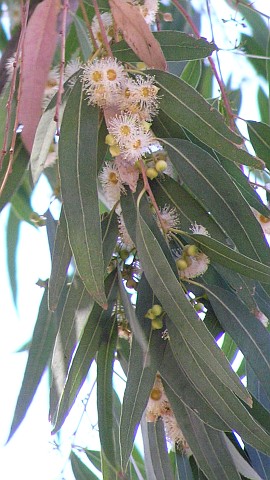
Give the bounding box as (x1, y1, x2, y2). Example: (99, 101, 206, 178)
(136, 62, 147, 70)
(151, 318, 163, 330)
(145, 308, 155, 320)
(155, 159, 167, 173)
(151, 304, 163, 316)
(109, 144, 121, 157)
(105, 133, 116, 146)
(120, 249, 129, 260)
(185, 244, 199, 257)
(194, 302, 204, 312)
(146, 167, 158, 180)
(176, 258, 188, 271)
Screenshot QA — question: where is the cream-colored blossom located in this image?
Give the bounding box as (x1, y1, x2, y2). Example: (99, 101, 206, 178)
(91, 12, 114, 47)
(138, 0, 159, 25)
(99, 162, 125, 210)
(146, 375, 170, 420)
(162, 413, 191, 454)
(158, 205, 180, 231)
(82, 58, 127, 107)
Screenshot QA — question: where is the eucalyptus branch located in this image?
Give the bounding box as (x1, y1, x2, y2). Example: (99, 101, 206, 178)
(138, 159, 168, 234)
(171, 0, 236, 130)
(0, 0, 30, 196)
(54, 0, 69, 136)
(79, 0, 98, 51)
(92, 0, 113, 57)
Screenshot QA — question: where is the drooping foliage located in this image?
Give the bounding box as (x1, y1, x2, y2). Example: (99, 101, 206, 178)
(2, 1, 270, 479)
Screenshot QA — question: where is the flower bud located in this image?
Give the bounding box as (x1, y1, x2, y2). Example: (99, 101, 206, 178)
(151, 318, 163, 330)
(155, 159, 167, 172)
(176, 258, 188, 270)
(151, 304, 163, 316)
(146, 167, 158, 180)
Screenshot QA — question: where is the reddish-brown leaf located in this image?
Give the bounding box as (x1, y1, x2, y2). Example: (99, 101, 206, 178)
(18, 0, 60, 152)
(109, 0, 167, 71)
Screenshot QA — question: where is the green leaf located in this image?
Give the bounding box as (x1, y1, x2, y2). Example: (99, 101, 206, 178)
(7, 289, 58, 442)
(70, 451, 100, 480)
(120, 275, 166, 469)
(49, 276, 94, 423)
(70, 13, 93, 61)
(135, 205, 250, 405)
(241, 33, 267, 79)
(163, 138, 270, 263)
(147, 418, 174, 480)
(11, 176, 34, 225)
(6, 207, 20, 308)
(97, 316, 118, 471)
(175, 451, 194, 480)
(58, 77, 106, 307)
(150, 70, 263, 168)
(181, 59, 202, 88)
(84, 450, 101, 472)
(160, 345, 228, 431)
(0, 140, 29, 213)
(186, 232, 270, 284)
(247, 121, 270, 169)
(206, 286, 270, 402)
(112, 31, 217, 62)
(52, 271, 118, 433)
(48, 207, 72, 312)
(257, 87, 269, 124)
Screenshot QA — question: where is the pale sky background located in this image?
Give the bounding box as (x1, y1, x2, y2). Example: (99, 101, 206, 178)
(0, 1, 270, 479)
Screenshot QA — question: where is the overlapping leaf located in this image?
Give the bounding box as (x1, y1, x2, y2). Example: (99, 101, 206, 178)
(58, 78, 106, 307)
(112, 31, 217, 62)
(149, 70, 264, 168)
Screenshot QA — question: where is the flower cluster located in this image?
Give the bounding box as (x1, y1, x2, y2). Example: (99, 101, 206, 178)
(146, 375, 191, 454)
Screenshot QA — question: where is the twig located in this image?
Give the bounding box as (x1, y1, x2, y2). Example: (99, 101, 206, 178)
(138, 158, 168, 234)
(171, 0, 236, 130)
(79, 0, 98, 51)
(54, 0, 69, 136)
(92, 0, 113, 57)
(0, 0, 30, 196)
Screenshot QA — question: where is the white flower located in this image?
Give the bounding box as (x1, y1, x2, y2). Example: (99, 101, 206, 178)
(146, 375, 170, 421)
(179, 252, 210, 279)
(99, 162, 125, 210)
(108, 113, 139, 146)
(124, 129, 158, 163)
(117, 75, 160, 121)
(82, 58, 127, 107)
(162, 413, 191, 454)
(91, 12, 114, 47)
(64, 58, 82, 86)
(138, 0, 159, 25)
(190, 221, 210, 237)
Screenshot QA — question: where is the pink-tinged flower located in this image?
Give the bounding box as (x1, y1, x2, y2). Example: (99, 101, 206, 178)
(252, 308, 269, 328)
(145, 375, 170, 421)
(190, 221, 210, 237)
(162, 413, 191, 454)
(179, 252, 210, 279)
(99, 162, 125, 210)
(118, 214, 135, 250)
(108, 113, 140, 147)
(117, 75, 160, 121)
(157, 205, 180, 231)
(115, 156, 140, 192)
(64, 58, 82, 86)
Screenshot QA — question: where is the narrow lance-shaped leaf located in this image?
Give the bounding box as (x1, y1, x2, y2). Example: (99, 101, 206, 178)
(185, 232, 270, 284)
(97, 316, 119, 471)
(70, 451, 100, 480)
(112, 31, 217, 62)
(163, 138, 270, 263)
(205, 285, 270, 402)
(58, 78, 106, 307)
(49, 276, 94, 423)
(52, 271, 118, 433)
(247, 121, 270, 169)
(135, 204, 250, 405)
(7, 288, 58, 442)
(146, 418, 174, 480)
(149, 70, 264, 168)
(48, 207, 72, 312)
(120, 275, 166, 469)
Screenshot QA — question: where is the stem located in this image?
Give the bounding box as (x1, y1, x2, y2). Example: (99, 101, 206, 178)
(0, 0, 30, 195)
(171, 0, 236, 130)
(138, 158, 168, 233)
(54, 0, 69, 136)
(92, 0, 113, 57)
(79, 0, 98, 51)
